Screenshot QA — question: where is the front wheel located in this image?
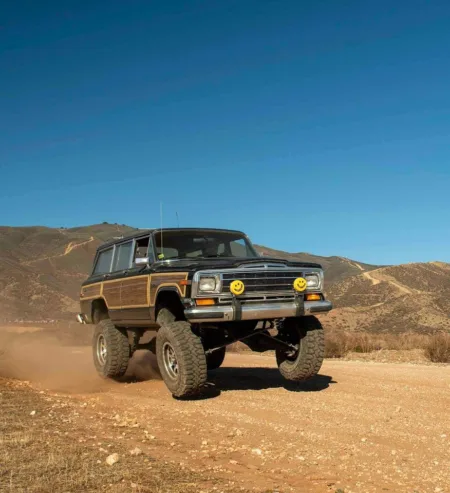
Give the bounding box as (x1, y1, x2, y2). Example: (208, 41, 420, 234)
(156, 321, 207, 398)
(93, 319, 130, 379)
(276, 316, 324, 381)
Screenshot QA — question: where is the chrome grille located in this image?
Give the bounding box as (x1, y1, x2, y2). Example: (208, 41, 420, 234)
(221, 271, 303, 293)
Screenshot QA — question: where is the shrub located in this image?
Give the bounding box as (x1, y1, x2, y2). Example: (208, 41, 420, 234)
(325, 331, 348, 358)
(351, 333, 379, 353)
(425, 333, 450, 363)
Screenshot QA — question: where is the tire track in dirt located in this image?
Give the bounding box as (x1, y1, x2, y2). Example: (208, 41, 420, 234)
(3, 337, 448, 493)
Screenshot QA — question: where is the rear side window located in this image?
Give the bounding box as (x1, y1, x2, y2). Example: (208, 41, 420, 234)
(112, 241, 133, 271)
(93, 248, 114, 274)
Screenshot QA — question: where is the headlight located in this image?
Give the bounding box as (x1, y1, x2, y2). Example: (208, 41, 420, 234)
(199, 275, 220, 293)
(305, 273, 320, 289)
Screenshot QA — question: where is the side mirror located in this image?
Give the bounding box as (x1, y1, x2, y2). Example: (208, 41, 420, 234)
(135, 257, 149, 265)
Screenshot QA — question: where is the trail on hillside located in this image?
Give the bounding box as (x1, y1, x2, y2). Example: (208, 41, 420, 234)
(342, 257, 365, 271)
(362, 270, 381, 285)
(22, 236, 94, 265)
(362, 269, 414, 294)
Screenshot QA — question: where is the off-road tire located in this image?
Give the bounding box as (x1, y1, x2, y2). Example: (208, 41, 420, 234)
(276, 316, 324, 381)
(93, 319, 130, 379)
(156, 321, 207, 398)
(206, 347, 226, 371)
(156, 307, 176, 326)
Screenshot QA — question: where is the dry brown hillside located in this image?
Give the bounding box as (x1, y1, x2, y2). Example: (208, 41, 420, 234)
(0, 224, 137, 322)
(254, 245, 380, 283)
(325, 262, 450, 333)
(0, 224, 448, 334)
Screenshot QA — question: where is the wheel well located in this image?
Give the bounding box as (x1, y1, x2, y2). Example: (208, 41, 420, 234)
(155, 290, 185, 321)
(92, 298, 109, 324)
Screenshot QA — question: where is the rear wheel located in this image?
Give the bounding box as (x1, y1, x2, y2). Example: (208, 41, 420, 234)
(206, 347, 226, 371)
(156, 321, 207, 398)
(276, 316, 324, 381)
(93, 319, 130, 379)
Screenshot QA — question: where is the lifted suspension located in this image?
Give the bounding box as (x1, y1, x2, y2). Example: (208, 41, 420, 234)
(204, 321, 298, 355)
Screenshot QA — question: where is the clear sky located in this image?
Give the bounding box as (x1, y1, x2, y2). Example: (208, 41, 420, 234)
(1, 0, 449, 265)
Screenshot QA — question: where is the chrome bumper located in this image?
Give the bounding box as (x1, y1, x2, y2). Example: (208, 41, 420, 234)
(185, 300, 332, 323)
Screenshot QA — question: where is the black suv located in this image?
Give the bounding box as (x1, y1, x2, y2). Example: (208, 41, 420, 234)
(77, 228, 332, 398)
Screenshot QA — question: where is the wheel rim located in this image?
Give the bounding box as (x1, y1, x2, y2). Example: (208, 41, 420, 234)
(96, 334, 107, 366)
(162, 342, 179, 380)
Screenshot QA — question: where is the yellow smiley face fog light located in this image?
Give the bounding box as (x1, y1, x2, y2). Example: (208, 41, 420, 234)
(230, 280, 245, 296)
(293, 277, 307, 292)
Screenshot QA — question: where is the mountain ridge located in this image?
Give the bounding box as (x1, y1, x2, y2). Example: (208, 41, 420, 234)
(0, 224, 448, 333)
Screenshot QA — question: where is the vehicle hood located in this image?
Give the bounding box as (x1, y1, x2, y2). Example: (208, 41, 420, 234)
(152, 256, 322, 272)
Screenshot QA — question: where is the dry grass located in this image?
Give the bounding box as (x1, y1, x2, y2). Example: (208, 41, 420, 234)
(325, 329, 450, 362)
(227, 328, 450, 364)
(425, 332, 450, 363)
(0, 379, 229, 493)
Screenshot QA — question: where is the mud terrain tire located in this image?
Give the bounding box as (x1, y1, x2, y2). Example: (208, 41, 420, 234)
(93, 319, 130, 378)
(156, 321, 207, 398)
(276, 316, 324, 381)
(206, 347, 226, 371)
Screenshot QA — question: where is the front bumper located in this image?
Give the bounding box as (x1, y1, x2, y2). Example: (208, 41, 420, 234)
(185, 300, 332, 323)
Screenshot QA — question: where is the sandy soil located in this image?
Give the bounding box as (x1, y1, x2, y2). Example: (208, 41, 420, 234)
(1, 330, 449, 493)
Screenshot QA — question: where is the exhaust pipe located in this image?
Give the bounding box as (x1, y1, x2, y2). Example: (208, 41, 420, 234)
(76, 313, 86, 324)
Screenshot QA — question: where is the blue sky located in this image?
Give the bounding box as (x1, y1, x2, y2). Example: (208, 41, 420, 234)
(1, 0, 449, 264)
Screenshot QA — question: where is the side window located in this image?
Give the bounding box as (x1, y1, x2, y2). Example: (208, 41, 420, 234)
(133, 236, 153, 266)
(93, 248, 114, 275)
(112, 241, 133, 272)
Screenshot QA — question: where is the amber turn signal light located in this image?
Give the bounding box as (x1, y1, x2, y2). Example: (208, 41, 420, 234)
(196, 299, 215, 306)
(305, 293, 321, 301)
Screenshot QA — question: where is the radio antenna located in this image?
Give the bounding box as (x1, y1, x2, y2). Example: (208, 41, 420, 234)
(176, 211, 180, 228)
(160, 201, 164, 259)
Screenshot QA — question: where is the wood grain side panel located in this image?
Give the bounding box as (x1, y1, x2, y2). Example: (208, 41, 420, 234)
(121, 276, 149, 307)
(81, 283, 102, 300)
(149, 273, 188, 305)
(102, 281, 121, 309)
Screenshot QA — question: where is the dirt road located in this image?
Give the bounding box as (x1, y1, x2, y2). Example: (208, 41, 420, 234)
(1, 332, 448, 493)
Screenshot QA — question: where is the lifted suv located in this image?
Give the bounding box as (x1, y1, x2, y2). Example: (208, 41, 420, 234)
(78, 228, 332, 398)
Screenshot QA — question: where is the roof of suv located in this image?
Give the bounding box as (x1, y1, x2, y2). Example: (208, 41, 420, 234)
(97, 227, 248, 251)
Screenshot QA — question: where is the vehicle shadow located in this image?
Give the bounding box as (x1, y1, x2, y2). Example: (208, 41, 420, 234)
(206, 367, 336, 394)
(121, 352, 336, 401)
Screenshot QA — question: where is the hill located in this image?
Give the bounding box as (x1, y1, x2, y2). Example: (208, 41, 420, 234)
(0, 224, 137, 321)
(254, 245, 380, 284)
(325, 262, 450, 333)
(0, 224, 447, 333)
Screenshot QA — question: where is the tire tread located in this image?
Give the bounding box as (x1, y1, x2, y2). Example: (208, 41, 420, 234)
(93, 319, 130, 378)
(157, 321, 207, 398)
(276, 316, 325, 381)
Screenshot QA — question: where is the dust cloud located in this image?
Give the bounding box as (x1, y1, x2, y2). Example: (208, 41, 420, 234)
(0, 325, 161, 393)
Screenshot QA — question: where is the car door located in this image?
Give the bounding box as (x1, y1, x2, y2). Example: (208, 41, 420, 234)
(85, 245, 123, 323)
(99, 241, 133, 322)
(119, 235, 153, 324)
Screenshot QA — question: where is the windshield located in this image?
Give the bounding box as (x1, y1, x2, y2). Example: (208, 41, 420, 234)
(152, 230, 259, 260)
